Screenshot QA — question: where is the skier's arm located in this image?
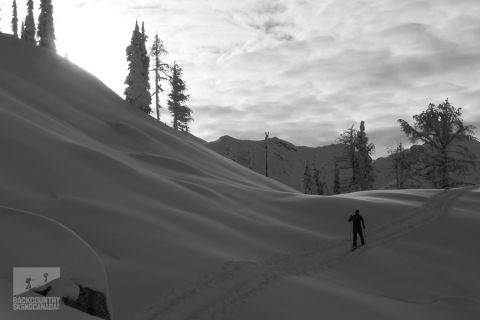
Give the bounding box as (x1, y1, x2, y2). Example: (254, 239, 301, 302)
(361, 217, 366, 229)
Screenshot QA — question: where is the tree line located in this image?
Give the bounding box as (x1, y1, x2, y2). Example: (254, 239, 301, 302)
(124, 21, 193, 132)
(298, 99, 477, 194)
(1, 0, 56, 51)
(1, 1, 193, 132)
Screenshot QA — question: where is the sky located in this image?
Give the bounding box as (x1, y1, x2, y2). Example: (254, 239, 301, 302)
(1, 0, 480, 157)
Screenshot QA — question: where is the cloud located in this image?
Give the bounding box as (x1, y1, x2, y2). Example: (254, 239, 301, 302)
(3, 0, 479, 156)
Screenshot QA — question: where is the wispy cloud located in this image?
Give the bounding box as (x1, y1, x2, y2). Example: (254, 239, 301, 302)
(1, 0, 480, 156)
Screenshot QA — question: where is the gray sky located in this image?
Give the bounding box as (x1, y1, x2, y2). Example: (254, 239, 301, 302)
(2, 0, 480, 156)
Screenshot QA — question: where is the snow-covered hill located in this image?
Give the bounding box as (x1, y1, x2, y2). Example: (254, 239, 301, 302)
(0, 33, 479, 320)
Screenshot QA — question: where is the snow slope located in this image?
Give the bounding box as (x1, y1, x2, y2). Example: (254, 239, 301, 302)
(0, 33, 479, 320)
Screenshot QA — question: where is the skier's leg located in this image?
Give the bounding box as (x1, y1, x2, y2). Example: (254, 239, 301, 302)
(353, 230, 358, 248)
(359, 229, 365, 245)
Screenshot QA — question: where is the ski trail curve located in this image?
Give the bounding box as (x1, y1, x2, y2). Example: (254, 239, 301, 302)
(135, 187, 474, 320)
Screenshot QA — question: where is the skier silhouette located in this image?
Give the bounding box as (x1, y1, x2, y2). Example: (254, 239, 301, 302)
(349, 209, 366, 250)
(25, 277, 32, 290)
(44, 272, 49, 283)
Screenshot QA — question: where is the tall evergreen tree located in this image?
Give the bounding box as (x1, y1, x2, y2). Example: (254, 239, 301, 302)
(398, 99, 477, 188)
(23, 0, 36, 44)
(357, 121, 375, 190)
(140, 22, 151, 110)
(125, 21, 151, 113)
(150, 33, 168, 121)
(12, 0, 18, 38)
(20, 21, 25, 39)
(37, 0, 56, 51)
(168, 62, 192, 131)
(338, 125, 359, 191)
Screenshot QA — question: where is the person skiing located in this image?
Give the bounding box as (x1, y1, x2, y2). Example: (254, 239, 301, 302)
(348, 209, 366, 250)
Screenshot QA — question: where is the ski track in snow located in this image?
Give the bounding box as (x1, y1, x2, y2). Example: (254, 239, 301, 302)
(135, 187, 473, 320)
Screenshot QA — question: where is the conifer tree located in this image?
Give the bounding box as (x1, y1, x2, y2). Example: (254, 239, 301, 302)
(140, 22, 150, 110)
(125, 21, 151, 113)
(38, 0, 56, 51)
(12, 0, 18, 38)
(357, 121, 375, 190)
(168, 62, 192, 131)
(20, 21, 25, 39)
(23, 0, 36, 44)
(398, 99, 477, 188)
(338, 125, 359, 191)
(150, 33, 168, 121)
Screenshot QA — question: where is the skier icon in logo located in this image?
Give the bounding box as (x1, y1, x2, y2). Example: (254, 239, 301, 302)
(44, 272, 49, 283)
(25, 277, 32, 290)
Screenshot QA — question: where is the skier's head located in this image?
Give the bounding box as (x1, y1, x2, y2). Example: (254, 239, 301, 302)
(355, 209, 360, 215)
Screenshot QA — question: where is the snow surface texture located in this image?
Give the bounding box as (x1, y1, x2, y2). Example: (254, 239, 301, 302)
(0, 33, 479, 320)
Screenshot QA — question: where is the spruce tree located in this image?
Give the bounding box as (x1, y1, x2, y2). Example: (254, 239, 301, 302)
(23, 0, 36, 44)
(38, 0, 56, 51)
(140, 22, 151, 111)
(338, 125, 359, 191)
(12, 0, 18, 38)
(357, 121, 375, 190)
(150, 33, 169, 121)
(20, 21, 25, 39)
(125, 21, 151, 113)
(168, 62, 192, 131)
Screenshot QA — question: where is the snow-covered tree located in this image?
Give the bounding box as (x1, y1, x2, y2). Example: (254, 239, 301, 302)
(125, 21, 151, 114)
(168, 62, 192, 131)
(37, 0, 56, 51)
(22, 0, 36, 44)
(150, 33, 168, 121)
(12, 0, 18, 38)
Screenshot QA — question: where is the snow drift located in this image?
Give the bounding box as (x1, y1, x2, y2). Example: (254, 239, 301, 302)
(0, 33, 479, 320)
